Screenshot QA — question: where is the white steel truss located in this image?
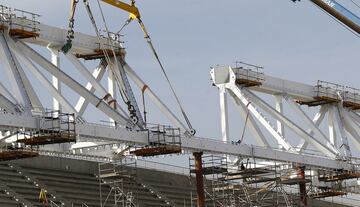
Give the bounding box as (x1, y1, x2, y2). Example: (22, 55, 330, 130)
(211, 65, 360, 164)
(0, 6, 359, 175)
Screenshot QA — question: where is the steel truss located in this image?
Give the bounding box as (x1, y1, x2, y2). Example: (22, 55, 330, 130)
(0, 4, 359, 177)
(211, 64, 360, 162)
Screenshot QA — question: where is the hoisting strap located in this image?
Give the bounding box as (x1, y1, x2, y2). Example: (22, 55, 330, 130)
(137, 18, 194, 132)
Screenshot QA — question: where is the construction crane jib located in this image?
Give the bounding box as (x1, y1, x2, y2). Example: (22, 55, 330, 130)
(293, 0, 360, 35)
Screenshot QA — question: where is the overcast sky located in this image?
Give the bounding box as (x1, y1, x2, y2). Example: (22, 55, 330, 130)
(1, 0, 360, 142)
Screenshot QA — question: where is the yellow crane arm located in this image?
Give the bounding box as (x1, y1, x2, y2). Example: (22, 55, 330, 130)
(101, 0, 140, 20)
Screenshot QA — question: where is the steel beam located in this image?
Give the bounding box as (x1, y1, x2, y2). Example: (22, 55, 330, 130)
(239, 88, 339, 158)
(332, 105, 352, 157)
(227, 87, 294, 151)
(0, 112, 354, 170)
(8, 39, 79, 116)
(0, 34, 31, 109)
(75, 62, 107, 115)
(48, 47, 61, 112)
(15, 41, 129, 126)
(233, 97, 269, 147)
(219, 86, 229, 142)
(297, 106, 327, 152)
(275, 95, 285, 148)
(123, 63, 190, 134)
(285, 95, 340, 156)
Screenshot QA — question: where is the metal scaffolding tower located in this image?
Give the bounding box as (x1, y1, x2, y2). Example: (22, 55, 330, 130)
(98, 158, 138, 207)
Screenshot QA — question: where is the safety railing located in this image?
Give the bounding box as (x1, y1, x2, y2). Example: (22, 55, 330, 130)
(314, 80, 343, 100)
(232, 61, 264, 86)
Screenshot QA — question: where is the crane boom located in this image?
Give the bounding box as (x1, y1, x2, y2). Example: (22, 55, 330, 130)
(294, 0, 360, 35)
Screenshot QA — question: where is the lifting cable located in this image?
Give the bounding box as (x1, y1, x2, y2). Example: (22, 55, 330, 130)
(124, 15, 195, 134)
(83, 0, 130, 107)
(94, 0, 144, 126)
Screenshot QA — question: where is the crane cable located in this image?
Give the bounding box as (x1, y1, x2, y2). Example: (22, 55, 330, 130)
(94, 0, 145, 126)
(130, 17, 195, 134)
(83, 0, 131, 108)
(144, 23, 194, 131)
(107, 1, 195, 134)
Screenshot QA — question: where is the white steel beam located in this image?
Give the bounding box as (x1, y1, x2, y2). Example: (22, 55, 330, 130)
(0, 112, 354, 170)
(328, 107, 337, 146)
(10, 42, 79, 116)
(227, 87, 294, 151)
(108, 69, 116, 126)
(123, 63, 190, 134)
(9, 17, 124, 55)
(0, 82, 18, 106)
(48, 47, 61, 112)
(0, 34, 31, 109)
(232, 97, 270, 147)
(239, 88, 339, 158)
(0, 93, 19, 113)
(275, 95, 285, 148)
(66, 53, 111, 99)
(15, 41, 129, 126)
(341, 110, 360, 151)
(297, 106, 327, 152)
(68, 55, 128, 119)
(284, 95, 340, 156)
(75, 62, 106, 116)
(210, 67, 315, 101)
(332, 105, 352, 157)
(219, 86, 229, 142)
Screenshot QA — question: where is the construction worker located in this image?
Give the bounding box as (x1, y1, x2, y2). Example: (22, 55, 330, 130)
(39, 188, 48, 204)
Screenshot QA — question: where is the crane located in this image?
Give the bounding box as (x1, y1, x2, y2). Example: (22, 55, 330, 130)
(293, 0, 360, 35)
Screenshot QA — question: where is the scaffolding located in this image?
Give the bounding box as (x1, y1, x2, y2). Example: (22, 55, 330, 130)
(233, 62, 264, 87)
(130, 124, 182, 157)
(0, 4, 40, 39)
(189, 156, 300, 207)
(298, 80, 360, 109)
(17, 110, 76, 146)
(98, 158, 138, 207)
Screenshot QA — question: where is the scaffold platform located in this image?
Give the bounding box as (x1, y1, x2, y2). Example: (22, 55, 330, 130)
(130, 145, 181, 157)
(233, 64, 264, 87)
(17, 133, 76, 145)
(130, 124, 182, 157)
(298, 80, 360, 110)
(309, 190, 347, 199)
(319, 171, 360, 182)
(75, 49, 124, 60)
(17, 110, 76, 146)
(0, 149, 38, 161)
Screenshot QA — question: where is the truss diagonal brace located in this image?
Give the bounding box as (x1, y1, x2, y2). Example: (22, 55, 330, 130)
(341, 110, 360, 151)
(227, 85, 294, 151)
(0, 34, 32, 109)
(285, 96, 340, 156)
(9, 40, 80, 116)
(15, 41, 129, 126)
(232, 95, 270, 147)
(296, 105, 327, 152)
(123, 63, 190, 134)
(0, 93, 19, 113)
(333, 106, 352, 157)
(238, 88, 339, 159)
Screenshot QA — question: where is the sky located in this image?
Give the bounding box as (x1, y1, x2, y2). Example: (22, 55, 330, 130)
(1, 0, 360, 154)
